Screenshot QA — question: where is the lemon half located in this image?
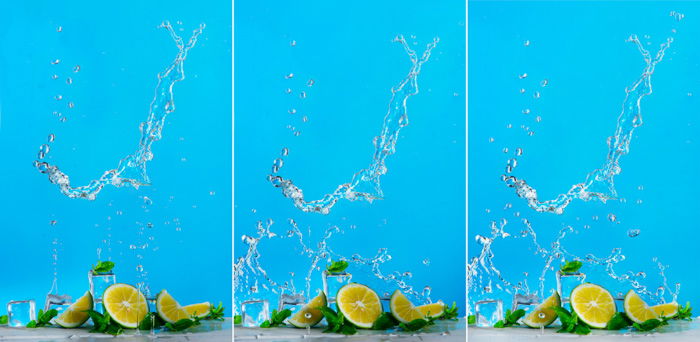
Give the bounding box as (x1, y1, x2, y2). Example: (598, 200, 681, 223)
(336, 283, 382, 328)
(570, 283, 616, 329)
(102, 284, 149, 328)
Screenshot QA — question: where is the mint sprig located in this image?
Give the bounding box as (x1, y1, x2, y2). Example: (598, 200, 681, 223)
(318, 306, 356, 335)
(260, 309, 292, 328)
(165, 317, 202, 331)
(399, 316, 435, 331)
(205, 302, 225, 321)
(493, 309, 525, 328)
(26, 309, 58, 328)
(439, 302, 459, 320)
(85, 309, 123, 336)
(234, 315, 242, 324)
(467, 315, 476, 325)
(138, 312, 165, 330)
(633, 317, 669, 332)
(371, 312, 397, 330)
(560, 260, 583, 274)
(92, 260, 115, 273)
(0, 314, 7, 325)
(326, 260, 349, 273)
(552, 306, 590, 335)
(675, 302, 693, 321)
(606, 312, 632, 330)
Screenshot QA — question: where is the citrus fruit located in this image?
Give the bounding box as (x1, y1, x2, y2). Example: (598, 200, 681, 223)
(650, 302, 679, 318)
(416, 302, 445, 319)
(183, 302, 212, 319)
(389, 289, 426, 323)
(156, 290, 191, 323)
(102, 284, 149, 328)
(624, 290, 660, 324)
(522, 291, 560, 328)
(54, 291, 93, 328)
(288, 291, 327, 328)
(335, 283, 382, 328)
(569, 283, 616, 329)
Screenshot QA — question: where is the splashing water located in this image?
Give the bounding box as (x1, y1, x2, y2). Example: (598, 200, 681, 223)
(267, 36, 439, 214)
(502, 35, 674, 214)
(34, 22, 204, 200)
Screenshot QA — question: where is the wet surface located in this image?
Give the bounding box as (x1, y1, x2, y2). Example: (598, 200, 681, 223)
(0, 318, 231, 341)
(234, 318, 465, 341)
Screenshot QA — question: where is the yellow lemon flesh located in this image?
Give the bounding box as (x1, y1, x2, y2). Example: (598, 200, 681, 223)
(650, 302, 679, 318)
(54, 291, 93, 328)
(389, 290, 427, 323)
(570, 283, 616, 329)
(624, 290, 660, 324)
(183, 302, 212, 319)
(336, 283, 383, 328)
(522, 291, 561, 328)
(102, 284, 149, 328)
(416, 302, 445, 319)
(288, 291, 327, 328)
(156, 290, 192, 324)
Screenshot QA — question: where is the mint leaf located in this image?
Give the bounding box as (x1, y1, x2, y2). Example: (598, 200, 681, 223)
(494, 308, 525, 328)
(676, 302, 693, 321)
(440, 302, 459, 320)
(234, 315, 242, 325)
(260, 309, 292, 328)
(86, 309, 123, 336)
(27, 309, 58, 328)
(26, 320, 37, 328)
(205, 302, 225, 321)
(0, 315, 7, 325)
(606, 312, 632, 330)
(560, 260, 583, 274)
(138, 312, 165, 330)
(165, 318, 200, 331)
(371, 312, 397, 330)
(467, 315, 476, 325)
(399, 318, 431, 331)
(326, 260, 349, 273)
(92, 260, 115, 273)
(318, 307, 356, 335)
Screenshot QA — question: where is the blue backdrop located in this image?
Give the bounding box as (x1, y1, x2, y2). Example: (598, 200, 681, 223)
(0, 1, 231, 310)
(235, 0, 466, 310)
(470, 1, 699, 308)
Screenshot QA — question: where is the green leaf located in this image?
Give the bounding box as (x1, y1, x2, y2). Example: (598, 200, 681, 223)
(467, 315, 476, 325)
(493, 320, 505, 328)
(138, 312, 165, 330)
(26, 320, 37, 328)
(326, 260, 349, 273)
(165, 318, 197, 331)
(259, 320, 271, 328)
(675, 302, 693, 321)
(633, 318, 664, 331)
(0, 315, 7, 325)
(234, 315, 242, 325)
(205, 302, 226, 321)
(92, 260, 115, 273)
(371, 312, 397, 330)
(574, 324, 591, 335)
(440, 302, 459, 320)
(399, 318, 430, 331)
(560, 260, 583, 274)
(340, 324, 357, 335)
(493, 308, 525, 328)
(606, 312, 632, 330)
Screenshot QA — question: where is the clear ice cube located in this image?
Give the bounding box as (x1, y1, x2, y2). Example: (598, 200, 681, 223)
(44, 293, 73, 313)
(277, 293, 305, 313)
(7, 300, 36, 327)
(88, 270, 116, 305)
(511, 293, 540, 313)
(475, 299, 503, 328)
(242, 299, 270, 327)
(556, 270, 586, 303)
(322, 270, 352, 303)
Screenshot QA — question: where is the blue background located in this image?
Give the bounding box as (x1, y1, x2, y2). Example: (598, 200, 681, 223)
(0, 1, 231, 311)
(235, 1, 466, 310)
(470, 1, 700, 308)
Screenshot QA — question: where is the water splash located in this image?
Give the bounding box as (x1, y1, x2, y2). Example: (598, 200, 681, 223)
(503, 35, 673, 214)
(268, 36, 439, 214)
(34, 22, 204, 200)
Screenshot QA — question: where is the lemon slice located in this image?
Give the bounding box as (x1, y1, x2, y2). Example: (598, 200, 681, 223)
(522, 291, 560, 328)
(156, 290, 191, 323)
(570, 283, 616, 329)
(54, 291, 93, 328)
(102, 284, 149, 328)
(336, 283, 382, 328)
(624, 290, 660, 324)
(183, 302, 212, 319)
(389, 290, 426, 323)
(288, 291, 327, 328)
(650, 302, 678, 318)
(416, 302, 445, 319)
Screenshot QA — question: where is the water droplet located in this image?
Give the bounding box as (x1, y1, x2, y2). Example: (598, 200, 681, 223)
(293, 131, 301, 137)
(52, 74, 59, 80)
(56, 26, 63, 32)
(502, 147, 509, 153)
(48, 134, 55, 143)
(627, 229, 640, 238)
(515, 148, 523, 156)
(281, 148, 289, 156)
(307, 79, 315, 87)
(50, 220, 57, 226)
(209, 191, 216, 196)
(73, 65, 81, 72)
(285, 73, 294, 79)
(523, 40, 531, 47)
(608, 213, 617, 222)
(302, 116, 309, 123)
(51, 59, 61, 65)
(68, 102, 75, 109)
(541, 79, 549, 87)
(290, 40, 297, 46)
(522, 109, 530, 114)
(489, 137, 495, 143)
(272, 158, 284, 173)
(519, 73, 528, 79)
(299, 91, 306, 99)
(422, 258, 430, 266)
(288, 108, 297, 114)
(533, 91, 541, 99)
(66, 77, 72, 85)
(535, 116, 542, 123)
(55, 95, 63, 101)
(519, 88, 526, 94)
